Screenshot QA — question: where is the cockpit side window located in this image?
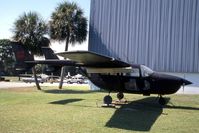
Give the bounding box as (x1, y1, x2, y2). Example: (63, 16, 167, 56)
(140, 65, 154, 77)
(130, 68, 140, 77)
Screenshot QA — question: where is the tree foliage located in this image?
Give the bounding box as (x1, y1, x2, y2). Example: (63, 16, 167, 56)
(12, 12, 49, 55)
(0, 39, 15, 74)
(49, 1, 87, 51)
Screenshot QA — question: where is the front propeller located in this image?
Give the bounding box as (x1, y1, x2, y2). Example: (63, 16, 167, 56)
(182, 79, 192, 85)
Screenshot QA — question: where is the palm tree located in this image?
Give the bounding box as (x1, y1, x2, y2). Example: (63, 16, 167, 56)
(13, 12, 50, 90)
(13, 12, 49, 55)
(49, 1, 87, 89)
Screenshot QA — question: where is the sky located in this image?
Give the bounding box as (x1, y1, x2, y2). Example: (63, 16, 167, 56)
(0, 0, 90, 52)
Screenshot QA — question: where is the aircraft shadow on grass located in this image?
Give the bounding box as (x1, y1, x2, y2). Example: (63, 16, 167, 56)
(164, 104, 199, 111)
(49, 98, 84, 105)
(105, 97, 199, 131)
(105, 97, 168, 131)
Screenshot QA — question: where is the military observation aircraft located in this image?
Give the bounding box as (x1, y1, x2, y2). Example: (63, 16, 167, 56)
(12, 45, 192, 105)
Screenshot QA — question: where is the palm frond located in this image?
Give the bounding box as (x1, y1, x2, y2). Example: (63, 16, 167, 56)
(49, 1, 87, 50)
(12, 12, 49, 55)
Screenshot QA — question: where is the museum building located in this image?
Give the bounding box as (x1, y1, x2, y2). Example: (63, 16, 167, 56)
(88, 0, 199, 73)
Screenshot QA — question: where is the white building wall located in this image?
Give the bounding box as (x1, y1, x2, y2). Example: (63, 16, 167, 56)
(89, 0, 199, 73)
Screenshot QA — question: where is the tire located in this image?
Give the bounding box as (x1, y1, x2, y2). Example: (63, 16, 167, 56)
(103, 95, 112, 105)
(117, 92, 124, 100)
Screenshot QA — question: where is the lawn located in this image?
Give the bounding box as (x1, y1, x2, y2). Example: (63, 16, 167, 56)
(0, 86, 199, 133)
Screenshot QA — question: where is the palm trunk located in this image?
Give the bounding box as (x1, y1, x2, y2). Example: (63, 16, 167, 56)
(32, 66, 41, 90)
(59, 36, 69, 89)
(59, 66, 65, 89)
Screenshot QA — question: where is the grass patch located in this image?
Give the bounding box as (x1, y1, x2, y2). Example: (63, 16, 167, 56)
(0, 86, 199, 133)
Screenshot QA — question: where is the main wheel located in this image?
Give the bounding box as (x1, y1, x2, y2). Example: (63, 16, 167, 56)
(103, 95, 112, 105)
(117, 92, 124, 100)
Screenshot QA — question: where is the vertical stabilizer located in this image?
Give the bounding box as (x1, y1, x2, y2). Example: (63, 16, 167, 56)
(12, 43, 34, 72)
(42, 47, 59, 60)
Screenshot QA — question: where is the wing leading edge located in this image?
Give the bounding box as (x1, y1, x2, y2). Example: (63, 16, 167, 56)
(26, 60, 77, 66)
(56, 51, 131, 68)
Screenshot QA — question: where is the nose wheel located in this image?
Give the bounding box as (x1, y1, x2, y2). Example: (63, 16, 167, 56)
(158, 95, 166, 105)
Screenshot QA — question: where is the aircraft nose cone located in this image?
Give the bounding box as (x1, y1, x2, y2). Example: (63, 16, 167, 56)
(182, 79, 192, 85)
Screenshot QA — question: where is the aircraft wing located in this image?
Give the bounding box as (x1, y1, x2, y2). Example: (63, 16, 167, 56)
(56, 51, 131, 68)
(25, 60, 77, 66)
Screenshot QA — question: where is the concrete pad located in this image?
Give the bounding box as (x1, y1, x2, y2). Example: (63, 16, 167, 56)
(0, 82, 89, 89)
(177, 85, 199, 94)
(0, 82, 34, 89)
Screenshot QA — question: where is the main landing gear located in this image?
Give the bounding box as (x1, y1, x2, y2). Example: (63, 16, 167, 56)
(103, 95, 112, 106)
(158, 95, 166, 105)
(103, 93, 166, 106)
(117, 92, 124, 101)
(103, 92, 125, 106)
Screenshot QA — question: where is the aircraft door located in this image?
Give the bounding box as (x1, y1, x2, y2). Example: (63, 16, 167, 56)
(125, 78, 138, 91)
(124, 67, 151, 92)
(124, 68, 140, 91)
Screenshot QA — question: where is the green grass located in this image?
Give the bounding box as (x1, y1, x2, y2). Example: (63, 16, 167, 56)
(0, 86, 199, 133)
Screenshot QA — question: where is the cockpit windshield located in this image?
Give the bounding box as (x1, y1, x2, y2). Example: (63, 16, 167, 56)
(140, 65, 154, 77)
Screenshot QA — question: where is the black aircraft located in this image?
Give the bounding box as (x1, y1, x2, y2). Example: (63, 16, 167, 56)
(12, 45, 192, 105)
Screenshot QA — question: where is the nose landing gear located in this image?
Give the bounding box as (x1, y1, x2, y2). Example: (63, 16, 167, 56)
(158, 95, 166, 105)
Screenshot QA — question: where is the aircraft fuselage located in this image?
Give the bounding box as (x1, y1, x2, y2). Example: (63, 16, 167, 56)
(86, 65, 191, 95)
